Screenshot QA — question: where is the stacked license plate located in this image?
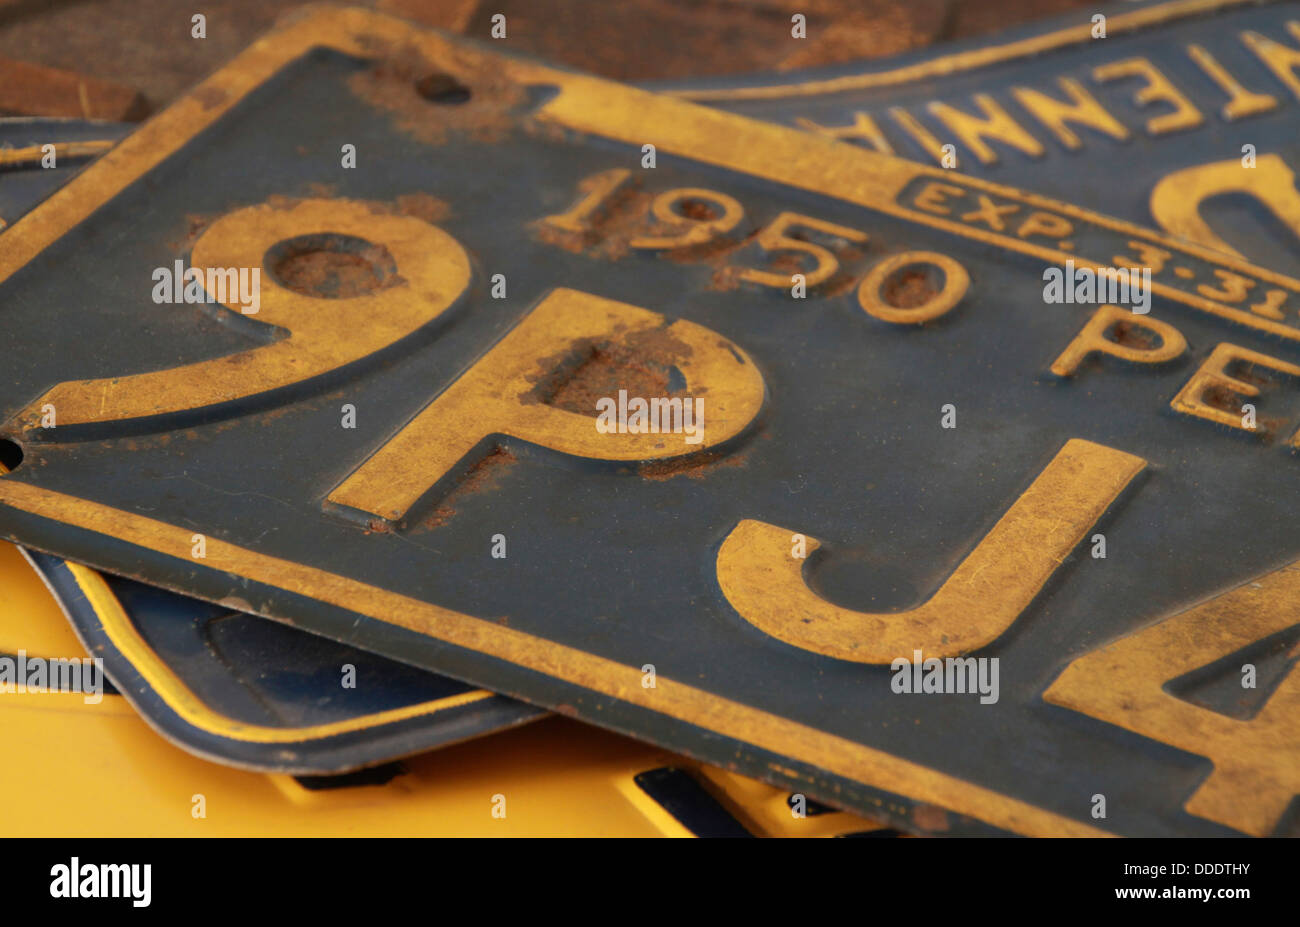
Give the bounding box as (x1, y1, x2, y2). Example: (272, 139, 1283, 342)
(1, 0, 1296, 837)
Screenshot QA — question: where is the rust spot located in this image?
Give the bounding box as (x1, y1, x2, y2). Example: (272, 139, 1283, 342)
(1200, 384, 1285, 437)
(347, 41, 525, 146)
(535, 186, 652, 259)
(411, 447, 517, 532)
(883, 268, 938, 308)
(678, 198, 718, 221)
(391, 192, 452, 224)
(419, 509, 451, 531)
(641, 222, 753, 266)
(305, 182, 339, 200)
(820, 269, 863, 298)
(265, 193, 297, 211)
(269, 237, 401, 299)
(265, 191, 449, 223)
(522, 325, 696, 417)
(770, 253, 807, 276)
(624, 325, 695, 363)
(1201, 384, 1248, 414)
(414, 71, 471, 103)
(1109, 320, 1160, 350)
(166, 212, 217, 252)
(661, 231, 749, 264)
(192, 86, 227, 111)
(715, 236, 866, 293)
(545, 343, 674, 414)
(1225, 361, 1279, 389)
(639, 447, 748, 481)
(911, 803, 950, 832)
(708, 265, 744, 292)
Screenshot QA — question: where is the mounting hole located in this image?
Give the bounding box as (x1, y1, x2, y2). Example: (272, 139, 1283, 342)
(415, 72, 471, 104)
(265, 233, 399, 299)
(0, 438, 23, 473)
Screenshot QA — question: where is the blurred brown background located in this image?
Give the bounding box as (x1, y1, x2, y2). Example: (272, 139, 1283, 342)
(0, 0, 1098, 120)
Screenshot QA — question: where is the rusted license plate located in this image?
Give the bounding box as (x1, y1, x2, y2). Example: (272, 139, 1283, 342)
(667, 0, 1300, 278)
(0, 7, 1296, 835)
